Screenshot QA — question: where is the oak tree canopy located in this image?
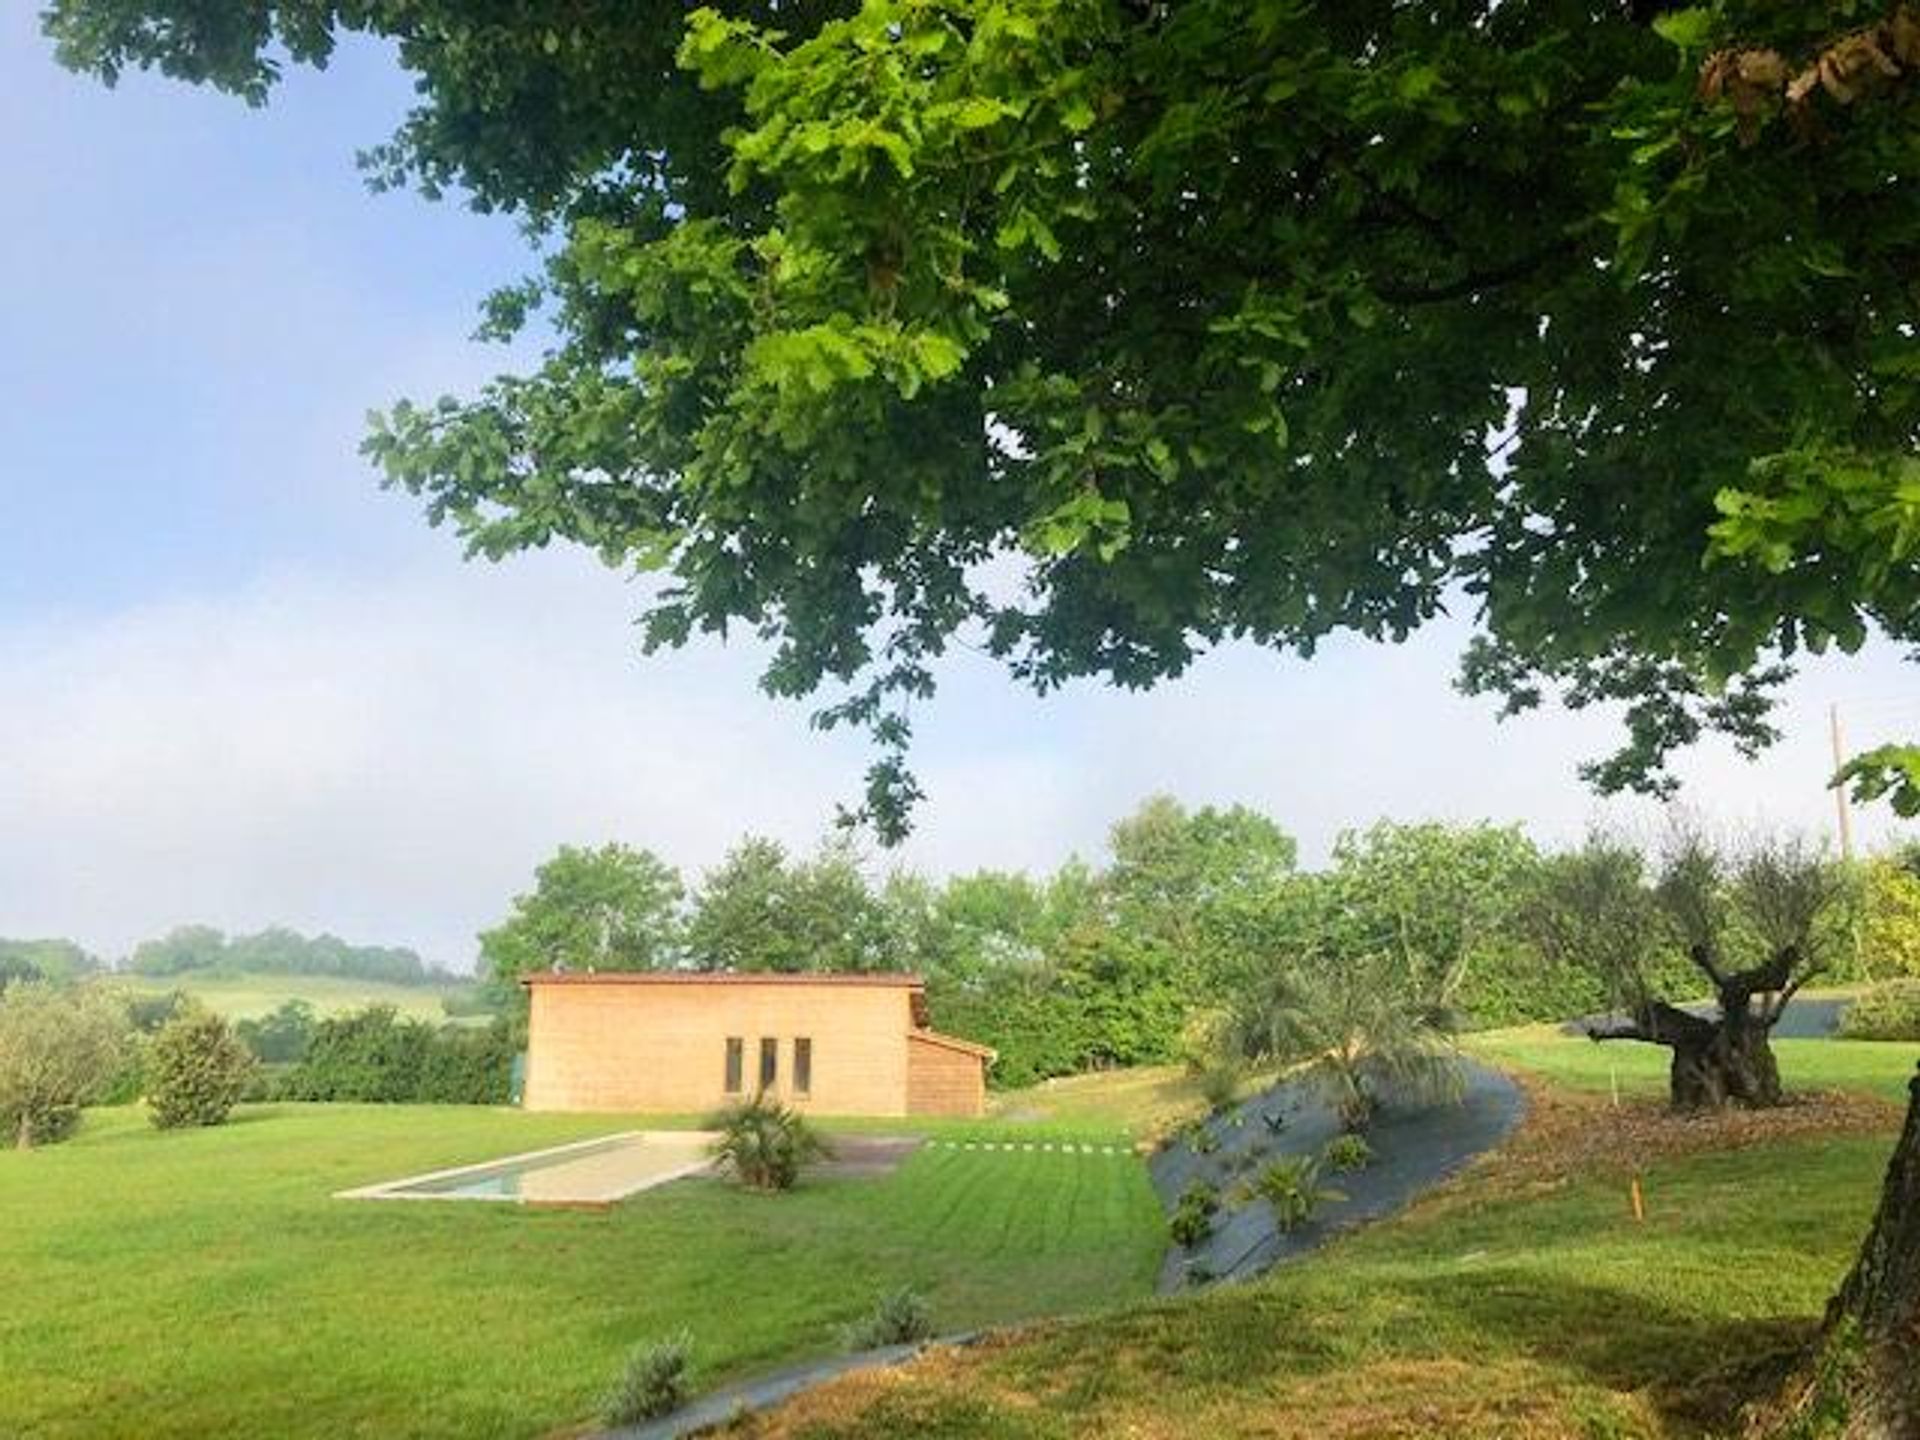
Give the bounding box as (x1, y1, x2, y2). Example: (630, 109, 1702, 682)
(40, 1, 1920, 841)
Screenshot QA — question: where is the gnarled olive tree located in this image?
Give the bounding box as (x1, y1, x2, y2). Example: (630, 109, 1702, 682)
(1534, 827, 1850, 1111)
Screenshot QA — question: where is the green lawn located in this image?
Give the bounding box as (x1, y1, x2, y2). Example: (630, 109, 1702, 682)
(740, 1131, 1898, 1438)
(0, 1104, 1162, 1440)
(726, 1043, 1916, 1439)
(92, 970, 468, 1022)
(1468, 1025, 1920, 1104)
(988, 1064, 1273, 1142)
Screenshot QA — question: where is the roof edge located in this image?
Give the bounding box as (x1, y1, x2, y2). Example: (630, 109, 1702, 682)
(909, 1027, 998, 1061)
(521, 970, 925, 989)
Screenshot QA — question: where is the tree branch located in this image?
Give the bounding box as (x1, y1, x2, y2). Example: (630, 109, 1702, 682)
(1584, 1000, 1718, 1047)
(1369, 238, 1579, 306)
(1686, 940, 1731, 990)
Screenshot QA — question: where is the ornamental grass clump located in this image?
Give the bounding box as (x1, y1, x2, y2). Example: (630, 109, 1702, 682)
(599, 1331, 692, 1426)
(841, 1287, 935, 1351)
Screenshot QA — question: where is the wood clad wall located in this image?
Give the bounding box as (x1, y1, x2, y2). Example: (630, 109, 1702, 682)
(524, 983, 915, 1115)
(906, 1036, 987, 1117)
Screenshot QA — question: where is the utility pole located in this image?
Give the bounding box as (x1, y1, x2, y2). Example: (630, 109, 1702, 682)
(1831, 702, 1856, 862)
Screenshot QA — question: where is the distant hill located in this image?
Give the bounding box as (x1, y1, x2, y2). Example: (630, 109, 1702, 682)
(125, 924, 457, 988)
(96, 970, 478, 1024)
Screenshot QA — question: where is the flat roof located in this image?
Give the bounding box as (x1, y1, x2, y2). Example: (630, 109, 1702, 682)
(521, 971, 925, 990)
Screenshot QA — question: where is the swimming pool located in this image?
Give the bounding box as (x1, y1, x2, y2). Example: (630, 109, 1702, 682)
(338, 1130, 719, 1207)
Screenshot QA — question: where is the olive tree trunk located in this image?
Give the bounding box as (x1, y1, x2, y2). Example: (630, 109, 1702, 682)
(1590, 997, 1784, 1112)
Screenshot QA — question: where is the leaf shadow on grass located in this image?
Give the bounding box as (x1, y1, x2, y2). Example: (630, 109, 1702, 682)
(921, 1263, 1823, 1436)
(1386, 1268, 1817, 1431)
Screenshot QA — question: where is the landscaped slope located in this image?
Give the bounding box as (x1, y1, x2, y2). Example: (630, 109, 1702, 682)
(720, 1068, 1907, 1438)
(0, 1106, 1161, 1440)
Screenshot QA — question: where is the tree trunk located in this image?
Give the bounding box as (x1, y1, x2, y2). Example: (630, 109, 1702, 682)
(13, 1112, 31, 1150)
(1750, 1063, 1919, 1438)
(1595, 999, 1785, 1112)
(1818, 1062, 1919, 1437)
(1669, 1006, 1782, 1111)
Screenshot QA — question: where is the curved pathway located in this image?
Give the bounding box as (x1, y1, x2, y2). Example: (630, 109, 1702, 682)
(605, 1064, 1525, 1438)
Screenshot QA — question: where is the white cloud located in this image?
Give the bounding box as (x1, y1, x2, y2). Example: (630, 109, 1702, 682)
(1, 550, 1916, 972)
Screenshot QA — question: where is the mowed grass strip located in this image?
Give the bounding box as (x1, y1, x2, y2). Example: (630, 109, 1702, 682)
(0, 1104, 1163, 1440)
(743, 1108, 1905, 1439)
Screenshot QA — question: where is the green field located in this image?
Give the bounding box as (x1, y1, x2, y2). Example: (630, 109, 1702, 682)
(92, 970, 469, 1022)
(1468, 1025, 1920, 1104)
(0, 1105, 1162, 1440)
(714, 1038, 1915, 1439)
(989, 1063, 1226, 1139)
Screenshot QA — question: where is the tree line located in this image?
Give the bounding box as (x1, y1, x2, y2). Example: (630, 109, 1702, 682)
(478, 799, 1920, 1090)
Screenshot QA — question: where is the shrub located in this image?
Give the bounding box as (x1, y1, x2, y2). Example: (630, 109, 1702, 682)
(1168, 1180, 1220, 1249)
(234, 1000, 317, 1065)
(1322, 1133, 1374, 1173)
(0, 982, 128, 1148)
(1838, 981, 1920, 1041)
(1183, 1119, 1221, 1155)
(280, 1007, 513, 1104)
(841, 1288, 935, 1351)
(1182, 1259, 1217, 1287)
(1194, 1058, 1244, 1114)
(708, 1094, 831, 1191)
(146, 1005, 256, 1130)
(599, 1331, 692, 1426)
(126, 990, 191, 1033)
(1245, 1155, 1345, 1232)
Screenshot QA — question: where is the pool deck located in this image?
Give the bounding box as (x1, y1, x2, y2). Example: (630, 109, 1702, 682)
(336, 1131, 719, 1208)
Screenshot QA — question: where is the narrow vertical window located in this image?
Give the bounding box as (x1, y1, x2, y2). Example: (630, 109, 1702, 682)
(724, 1037, 744, 1095)
(793, 1037, 812, 1097)
(759, 1036, 779, 1091)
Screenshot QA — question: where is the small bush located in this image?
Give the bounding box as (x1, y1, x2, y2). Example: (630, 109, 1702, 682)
(708, 1094, 831, 1191)
(147, 1005, 256, 1130)
(1838, 981, 1920, 1041)
(1182, 1258, 1217, 1287)
(841, 1288, 935, 1351)
(234, 1000, 317, 1065)
(1245, 1155, 1345, 1233)
(1168, 1180, 1220, 1248)
(1194, 1059, 1244, 1114)
(599, 1332, 692, 1427)
(1322, 1133, 1374, 1173)
(1184, 1120, 1220, 1155)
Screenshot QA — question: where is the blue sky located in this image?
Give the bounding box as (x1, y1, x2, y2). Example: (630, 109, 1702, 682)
(3, 10, 1916, 971)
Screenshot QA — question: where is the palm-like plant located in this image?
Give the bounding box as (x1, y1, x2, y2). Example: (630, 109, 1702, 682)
(1228, 952, 1464, 1133)
(1243, 1155, 1346, 1232)
(707, 1094, 831, 1191)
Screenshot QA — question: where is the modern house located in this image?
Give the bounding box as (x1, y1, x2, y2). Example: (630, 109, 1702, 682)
(520, 972, 995, 1117)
